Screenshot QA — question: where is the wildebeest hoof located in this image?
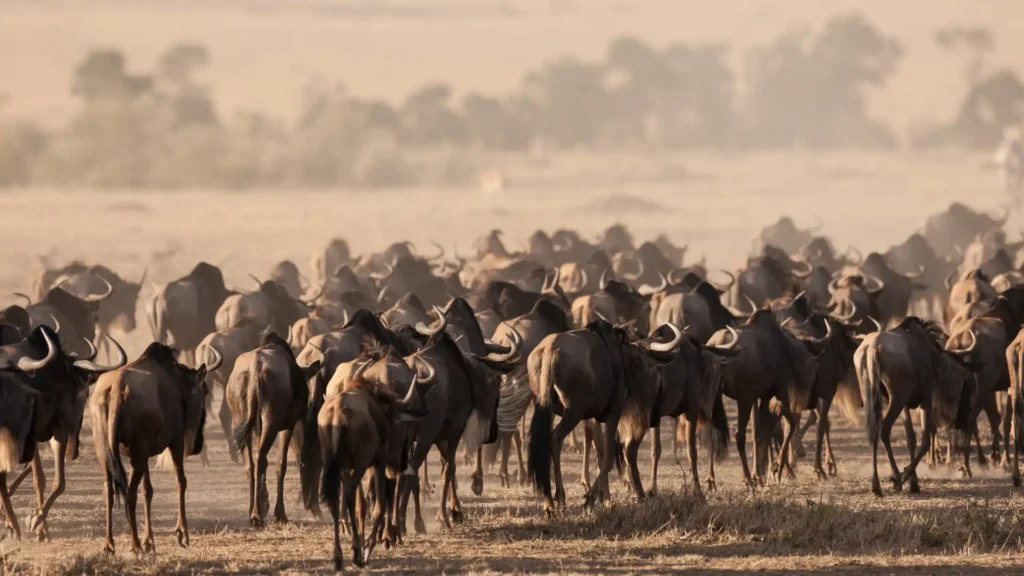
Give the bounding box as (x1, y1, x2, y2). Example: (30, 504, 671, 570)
(814, 467, 828, 481)
(889, 473, 902, 492)
(250, 516, 264, 528)
(176, 527, 189, 548)
(827, 461, 838, 477)
(352, 547, 366, 568)
(275, 512, 288, 524)
(1013, 475, 1022, 488)
(705, 478, 717, 492)
(957, 465, 972, 479)
(414, 516, 427, 534)
(143, 539, 155, 555)
(646, 487, 657, 498)
(470, 473, 483, 496)
(103, 543, 116, 556)
(450, 508, 465, 524)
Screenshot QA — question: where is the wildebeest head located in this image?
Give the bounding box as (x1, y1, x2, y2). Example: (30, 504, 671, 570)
(923, 202, 1009, 260)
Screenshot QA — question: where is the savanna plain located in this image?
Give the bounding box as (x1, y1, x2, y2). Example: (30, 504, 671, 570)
(1, 152, 1023, 574)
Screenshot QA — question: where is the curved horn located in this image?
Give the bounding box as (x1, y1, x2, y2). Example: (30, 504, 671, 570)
(300, 282, 324, 305)
(549, 266, 561, 293)
(427, 241, 445, 261)
(73, 333, 127, 372)
(594, 309, 612, 323)
(205, 344, 223, 372)
(12, 293, 31, 306)
(744, 295, 759, 313)
(599, 268, 610, 290)
(637, 271, 668, 296)
(951, 329, 978, 357)
(415, 305, 448, 336)
(59, 275, 113, 303)
(620, 257, 645, 281)
(904, 264, 926, 279)
(248, 274, 263, 290)
(68, 337, 97, 362)
(377, 285, 391, 305)
(413, 356, 436, 385)
(575, 267, 588, 292)
(712, 270, 736, 292)
(806, 318, 833, 345)
(945, 270, 959, 290)
(648, 323, 683, 353)
(485, 325, 521, 362)
(867, 316, 883, 333)
(48, 314, 61, 334)
(791, 259, 814, 278)
(285, 326, 294, 347)
(667, 268, 686, 286)
(711, 325, 740, 351)
(865, 275, 885, 294)
(368, 262, 394, 281)
(5, 328, 57, 372)
(793, 290, 807, 302)
(834, 298, 858, 322)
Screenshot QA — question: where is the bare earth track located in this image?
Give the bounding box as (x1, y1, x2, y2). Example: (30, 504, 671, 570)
(3, 152, 1024, 574)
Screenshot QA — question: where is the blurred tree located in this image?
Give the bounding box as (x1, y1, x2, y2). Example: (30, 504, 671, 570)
(461, 92, 533, 150)
(947, 69, 1024, 148)
(522, 57, 612, 148)
(742, 14, 902, 148)
(399, 83, 467, 147)
(71, 50, 152, 103)
(158, 43, 219, 127)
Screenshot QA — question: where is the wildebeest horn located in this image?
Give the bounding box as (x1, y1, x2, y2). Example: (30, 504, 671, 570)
(846, 246, 862, 264)
(594, 309, 612, 323)
(485, 325, 521, 362)
(415, 306, 448, 336)
(341, 309, 350, 327)
(248, 274, 263, 290)
(950, 329, 978, 357)
(59, 275, 113, 303)
(369, 263, 394, 281)
(73, 333, 127, 372)
(138, 268, 148, 287)
(48, 314, 61, 334)
(835, 299, 858, 322)
(285, 327, 293, 346)
(300, 282, 324, 305)
(620, 257, 644, 281)
(945, 270, 958, 290)
(427, 241, 445, 261)
(791, 259, 814, 278)
(549, 266, 561, 293)
(793, 290, 807, 302)
(412, 356, 436, 385)
(904, 264, 926, 279)
(666, 268, 686, 286)
(0, 328, 57, 372)
(377, 286, 391, 304)
(827, 276, 841, 295)
(68, 337, 97, 362)
(712, 270, 736, 292)
(204, 344, 223, 372)
(637, 271, 668, 296)
(599, 268, 610, 290)
(711, 325, 740, 350)
(865, 275, 885, 293)
(866, 316, 883, 332)
(806, 319, 833, 345)
(744, 295, 759, 313)
(648, 323, 683, 352)
(12, 292, 31, 306)
(574, 267, 588, 292)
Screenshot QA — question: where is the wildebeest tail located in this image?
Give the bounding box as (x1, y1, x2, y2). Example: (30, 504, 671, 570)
(952, 370, 977, 455)
(233, 371, 261, 453)
(1014, 346, 1024, 449)
(105, 395, 129, 505)
(859, 344, 882, 444)
(319, 421, 344, 505)
(527, 347, 556, 498)
(300, 373, 327, 512)
(710, 391, 729, 459)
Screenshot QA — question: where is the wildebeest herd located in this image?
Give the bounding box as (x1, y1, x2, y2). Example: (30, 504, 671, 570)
(2, 201, 1024, 571)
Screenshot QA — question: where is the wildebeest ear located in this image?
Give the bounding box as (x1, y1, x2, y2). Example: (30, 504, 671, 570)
(195, 365, 208, 383)
(304, 360, 322, 381)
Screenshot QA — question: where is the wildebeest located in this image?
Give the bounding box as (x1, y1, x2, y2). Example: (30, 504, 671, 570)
(756, 216, 823, 254)
(856, 317, 977, 495)
(89, 342, 220, 555)
(0, 327, 127, 541)
(147, 262, 231, 365)
(922, 202, 1008, 261)
(526, 320, 685, 515)
(214, 278, 318, 334)
(38, 264, 145, 348)
(227, 332, 321, 526)
(706, 309, 824, 487)
(317, 355, 433, 571)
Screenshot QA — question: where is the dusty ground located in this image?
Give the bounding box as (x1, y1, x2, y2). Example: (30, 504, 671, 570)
(1, 151, 1023, 574)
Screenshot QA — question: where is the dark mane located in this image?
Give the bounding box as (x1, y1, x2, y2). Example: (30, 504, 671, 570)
(444, 297, 488, 355)
(529, 299, 571, 333)
(135, 342, 182, 369)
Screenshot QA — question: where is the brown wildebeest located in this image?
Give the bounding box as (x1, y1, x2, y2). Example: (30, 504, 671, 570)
(526, 320, 684, 515)
(0, 326, 126, 541)
(318, 357, 433, 571)
(90, 342, 221, 555)
(1005, 327, 1024, 487)
(856, 317, 977, 495)
(706, 309, 822, 487)
(227, 332, 321, 527)
(945, 269, 997, 328)
(647, 325, 741, 497)
(147, 262, 231, 366)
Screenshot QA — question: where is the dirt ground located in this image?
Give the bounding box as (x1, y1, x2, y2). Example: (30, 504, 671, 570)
(2, 151, 1024, 574)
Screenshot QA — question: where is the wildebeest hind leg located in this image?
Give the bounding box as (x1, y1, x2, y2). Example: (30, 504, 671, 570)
(879, 403, 904, 492)
(0, 474, 20, 541)
(583, 411, 620, 509)
(274, 428, 293, 523)
(32, 438, 70, 541)
(170, 445, 191, 548)
(28, 451, 47, 541)
(254, 428, 275, 525)
(141, 469, 155, 554)
(648, 421, 661, 496)
(219, 392, 238, 463)
(813, 398, 832, 480)
(774, 408, 799, 483)
(125, 463, 144, 554)
(903, 404, 934, 493)
(624, 439, 645, 501)
(734, 402, 755, 488)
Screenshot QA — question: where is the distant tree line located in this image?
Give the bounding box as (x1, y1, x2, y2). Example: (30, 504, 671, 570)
(1, 13, 1023, 188)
